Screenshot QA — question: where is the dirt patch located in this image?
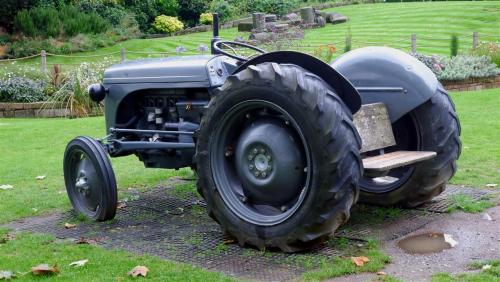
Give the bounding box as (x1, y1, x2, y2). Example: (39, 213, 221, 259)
(3, 183, 498, 281)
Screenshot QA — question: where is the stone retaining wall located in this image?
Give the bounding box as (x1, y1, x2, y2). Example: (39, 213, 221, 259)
(442, 75, 500, 92)
(0, 102, 70, 118)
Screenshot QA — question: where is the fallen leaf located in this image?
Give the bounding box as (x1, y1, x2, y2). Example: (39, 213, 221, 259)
(443, 234, 458, 247)
(75, 237, 103, 245)
(482, 213, 493, 221)
(482, 264, 492, 270)
(0, 270, 15, 280)
(69, 259, 88, 267)
(0, 185, 13, 190)
(0, 233, 16, 244)
(35, 175, 46, 180)
(223, 239, 235, 245)
(117, 202, 127, 209)
(486, 183, 497, 188)
(351, 256, 370, 267)
(31, 264, 59, 275)
(64, 223, 77, 229)
(128, 266, 149, 277)
(377, 271, 387, 276)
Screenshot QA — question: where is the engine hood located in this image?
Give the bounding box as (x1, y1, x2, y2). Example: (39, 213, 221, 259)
(103, 55, 215, 84)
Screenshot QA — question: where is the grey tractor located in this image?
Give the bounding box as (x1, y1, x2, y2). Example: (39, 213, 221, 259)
(64, 14, 461, 252)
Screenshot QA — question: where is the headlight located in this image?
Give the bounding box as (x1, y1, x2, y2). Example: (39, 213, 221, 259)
(88, 84, 106, 102)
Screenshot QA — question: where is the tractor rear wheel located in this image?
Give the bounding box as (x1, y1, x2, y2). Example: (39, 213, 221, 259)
(196, 63, 362, 252)
(359, 85, 461, 207)
(64, 136, 117, 221)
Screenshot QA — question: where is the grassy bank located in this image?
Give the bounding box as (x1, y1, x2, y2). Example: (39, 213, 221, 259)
(1, 1, 498, 72)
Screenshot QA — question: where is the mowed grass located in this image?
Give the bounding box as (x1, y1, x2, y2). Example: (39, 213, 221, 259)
(0, 229, 232, 281)
(449, 88, 500, 188)
(3, 1, 499, 71)
(0, 117, 192, 223)
(0, 88, 498, 225)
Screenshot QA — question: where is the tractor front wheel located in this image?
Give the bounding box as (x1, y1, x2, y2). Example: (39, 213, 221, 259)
(64, 136, 117, 221)
(196, 63, 362, 252)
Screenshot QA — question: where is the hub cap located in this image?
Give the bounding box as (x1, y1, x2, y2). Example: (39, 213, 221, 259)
(67, 151, 102, 215)
(211, 100, 311, 226)
(235, 119, 305, 205)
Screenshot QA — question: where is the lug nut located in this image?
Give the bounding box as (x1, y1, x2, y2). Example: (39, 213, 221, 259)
(254, 171, 260, 177)
(248, 155, 253, 160)
(266, 155, 271, 161)
(261, 172, 267, 177)
(253, 148, 258, 154)
(267, 166, 272, 172)
(249, 164, 254, 170)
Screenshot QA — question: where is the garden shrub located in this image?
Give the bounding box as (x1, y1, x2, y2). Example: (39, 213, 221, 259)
(47, 61, 108, 117)
(0, 76, 46, 103)
(439, 55, 499, 81)
(152, 15, 184, 35)
(411, 53, 500, 81)
(209, 0, 235, 22)
(8, 34, 117, 57)
(76, 0, 129, 26)
(472, 42, 500, 68)
(178, 0, 210, 27)
(410, 53, 445, 74)
(123, 0, 178, 32)
(13, 5, 108, 38)
(199, 12, 213, 25)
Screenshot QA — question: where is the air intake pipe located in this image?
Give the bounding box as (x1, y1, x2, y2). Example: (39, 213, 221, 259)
(210, 13, 220, 55)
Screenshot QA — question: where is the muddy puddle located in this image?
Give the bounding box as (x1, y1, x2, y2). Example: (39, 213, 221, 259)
(397, 232, 454, 254)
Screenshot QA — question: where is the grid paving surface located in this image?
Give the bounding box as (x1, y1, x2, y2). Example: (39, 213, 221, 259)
(4, 183, 496, 281)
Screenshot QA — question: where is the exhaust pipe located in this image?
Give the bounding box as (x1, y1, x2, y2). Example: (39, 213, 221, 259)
(211, 13, 220, 55)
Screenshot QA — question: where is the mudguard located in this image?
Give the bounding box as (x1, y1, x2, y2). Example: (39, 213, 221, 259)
(331, 47, 439, 122)
(234, 51, 362, 114)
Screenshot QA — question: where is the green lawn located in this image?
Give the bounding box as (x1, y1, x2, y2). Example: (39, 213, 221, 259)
(0, 88, 498, 225)
(449, 88, 500, 187)
(0, 229, 231, 281)
(0, 117, 192, 224)
(2, 1, 499, 72)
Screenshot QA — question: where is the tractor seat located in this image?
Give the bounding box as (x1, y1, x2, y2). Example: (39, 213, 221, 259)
(353, 103, 436, 174)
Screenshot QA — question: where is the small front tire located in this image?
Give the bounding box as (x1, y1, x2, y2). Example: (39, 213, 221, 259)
(64, 136, 117, 221)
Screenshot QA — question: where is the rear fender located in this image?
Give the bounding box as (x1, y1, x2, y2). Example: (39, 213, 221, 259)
(331, 47, 439, 122)
(234, 51, 361, 114)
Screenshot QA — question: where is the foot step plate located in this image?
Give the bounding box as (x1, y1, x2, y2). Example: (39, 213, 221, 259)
(363, 150, 436, 172)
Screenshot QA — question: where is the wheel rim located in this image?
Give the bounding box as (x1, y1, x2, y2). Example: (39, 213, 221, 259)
(67, 149, 102, 217)
(360, 113, 421, 193)
(210, 100, 312, 226)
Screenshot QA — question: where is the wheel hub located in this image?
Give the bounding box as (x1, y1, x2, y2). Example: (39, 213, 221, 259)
(75, 173, 91, 196)
(235, 118, 305, 205)
(248, 147, 273, 178)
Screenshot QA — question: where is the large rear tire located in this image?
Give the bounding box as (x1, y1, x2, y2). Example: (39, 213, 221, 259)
(196, 63, 362, 252)
(359, 85, 461, 207)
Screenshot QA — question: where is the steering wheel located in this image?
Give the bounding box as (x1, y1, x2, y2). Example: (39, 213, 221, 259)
(213, 40, 266, 61)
